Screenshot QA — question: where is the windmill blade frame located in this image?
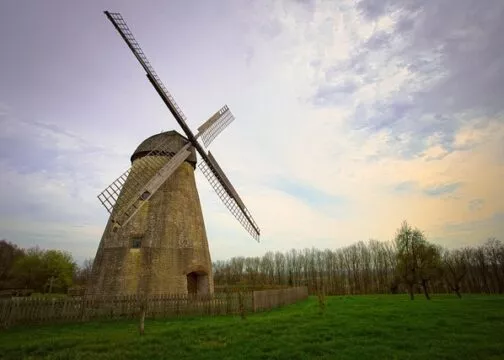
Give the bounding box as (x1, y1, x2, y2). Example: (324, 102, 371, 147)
(206, 151, 245, 209)
(111, 143, 192, 227)
(98, 167, 131, 215)
(104, 11, 188, 125)
(197, 105, 235, 147)
(98, 134, 186, 222)
(198, 154, 260, 241)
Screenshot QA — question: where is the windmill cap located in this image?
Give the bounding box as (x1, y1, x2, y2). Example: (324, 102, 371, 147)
(130, 130, 197, 168)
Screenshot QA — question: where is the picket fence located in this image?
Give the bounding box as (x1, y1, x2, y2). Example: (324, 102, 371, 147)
(0, 287, 307, 329)
(253, 286, 309, 312)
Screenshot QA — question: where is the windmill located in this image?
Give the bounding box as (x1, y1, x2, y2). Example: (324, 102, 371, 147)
(87, 11, 260, 297)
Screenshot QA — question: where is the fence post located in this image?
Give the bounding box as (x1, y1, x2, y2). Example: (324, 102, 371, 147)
(206, 294, 212, 315)
(6, 299, 17, 329)
(139, 294, 146, 336)
(225, 291, 231, 315)
(238, 292, 246, 320)
(80, 296, 86, 322)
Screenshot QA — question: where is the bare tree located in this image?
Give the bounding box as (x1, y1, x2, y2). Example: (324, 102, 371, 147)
(210, 230, 500, 299)
(417, 243, 442, 300)
(74, 258, 94, 287)
(443, 249, 468, 298)
(274, 252, 286, 286)
(395, 221, 425, 300)
(261, 252, 275, 285)
(484, 238, 504, 294)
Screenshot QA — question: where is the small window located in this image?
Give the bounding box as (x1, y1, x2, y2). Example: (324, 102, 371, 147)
(140, 191, 150, 200)
(132, 238, 142, 249)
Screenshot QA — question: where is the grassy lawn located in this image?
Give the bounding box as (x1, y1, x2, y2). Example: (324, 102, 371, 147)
(1, 295, 503, 360)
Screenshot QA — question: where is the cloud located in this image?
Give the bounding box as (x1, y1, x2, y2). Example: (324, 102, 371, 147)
(423, 182, 463, 197)
(393, 181, 416, 194)
(0, 218, 103, 260)
(271, 177, 346, 208)
(468, 199, 485, 212)
(439, 212, 504, 248)
(310, 0, 504, 160)
(0, 106, 127, 261)
(312, 80, 359, 106)
(392, 181, 465, 199)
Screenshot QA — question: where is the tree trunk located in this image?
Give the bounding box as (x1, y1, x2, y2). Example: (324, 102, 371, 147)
(408, 284, 414, 300)
(453, 286, 462, 299)
(139, 301, 146, 336)
(48, 276, 54, 294)
(421, 279, 430, 300)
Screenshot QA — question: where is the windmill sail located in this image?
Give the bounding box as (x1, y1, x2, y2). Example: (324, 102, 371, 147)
(97, 167, 131, 215)
(206, 151, 245, 209)
(197, 105, 235, 147)
(112, 143, 192, 227)
(198, 153, 260, 241)
(98, 136, 190, 227)
(104, 11, 188, 125)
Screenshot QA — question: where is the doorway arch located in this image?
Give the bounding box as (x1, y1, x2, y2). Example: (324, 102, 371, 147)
(186, 271, 209, 295)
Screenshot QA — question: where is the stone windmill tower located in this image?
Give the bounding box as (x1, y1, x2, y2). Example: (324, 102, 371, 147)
(87, 11, 260, 297)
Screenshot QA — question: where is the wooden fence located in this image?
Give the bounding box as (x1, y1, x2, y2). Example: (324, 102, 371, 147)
(253, 286, 309, 312)
(0, 287, 308, 329)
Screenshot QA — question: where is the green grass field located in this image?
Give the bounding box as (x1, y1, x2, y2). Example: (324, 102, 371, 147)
(1, 295, 503, 360)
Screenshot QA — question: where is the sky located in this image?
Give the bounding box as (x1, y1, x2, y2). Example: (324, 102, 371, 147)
(0, 0, 503, 264)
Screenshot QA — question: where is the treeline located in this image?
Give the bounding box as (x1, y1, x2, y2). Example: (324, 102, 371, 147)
(2, 221, 503, 299)
(213, 222, 504, 299)
(0, 240, 92, 294)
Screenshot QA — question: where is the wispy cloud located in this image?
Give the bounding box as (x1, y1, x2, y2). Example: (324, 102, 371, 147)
(0, 105, 126, 259)
(423, 182, 463, 197)
(393, 181, 417, 194)
(442, 212, 504, 246)
(271, 178, 345, 208)
(468, 199, 485, 212)
(309, 0, 504, 162)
